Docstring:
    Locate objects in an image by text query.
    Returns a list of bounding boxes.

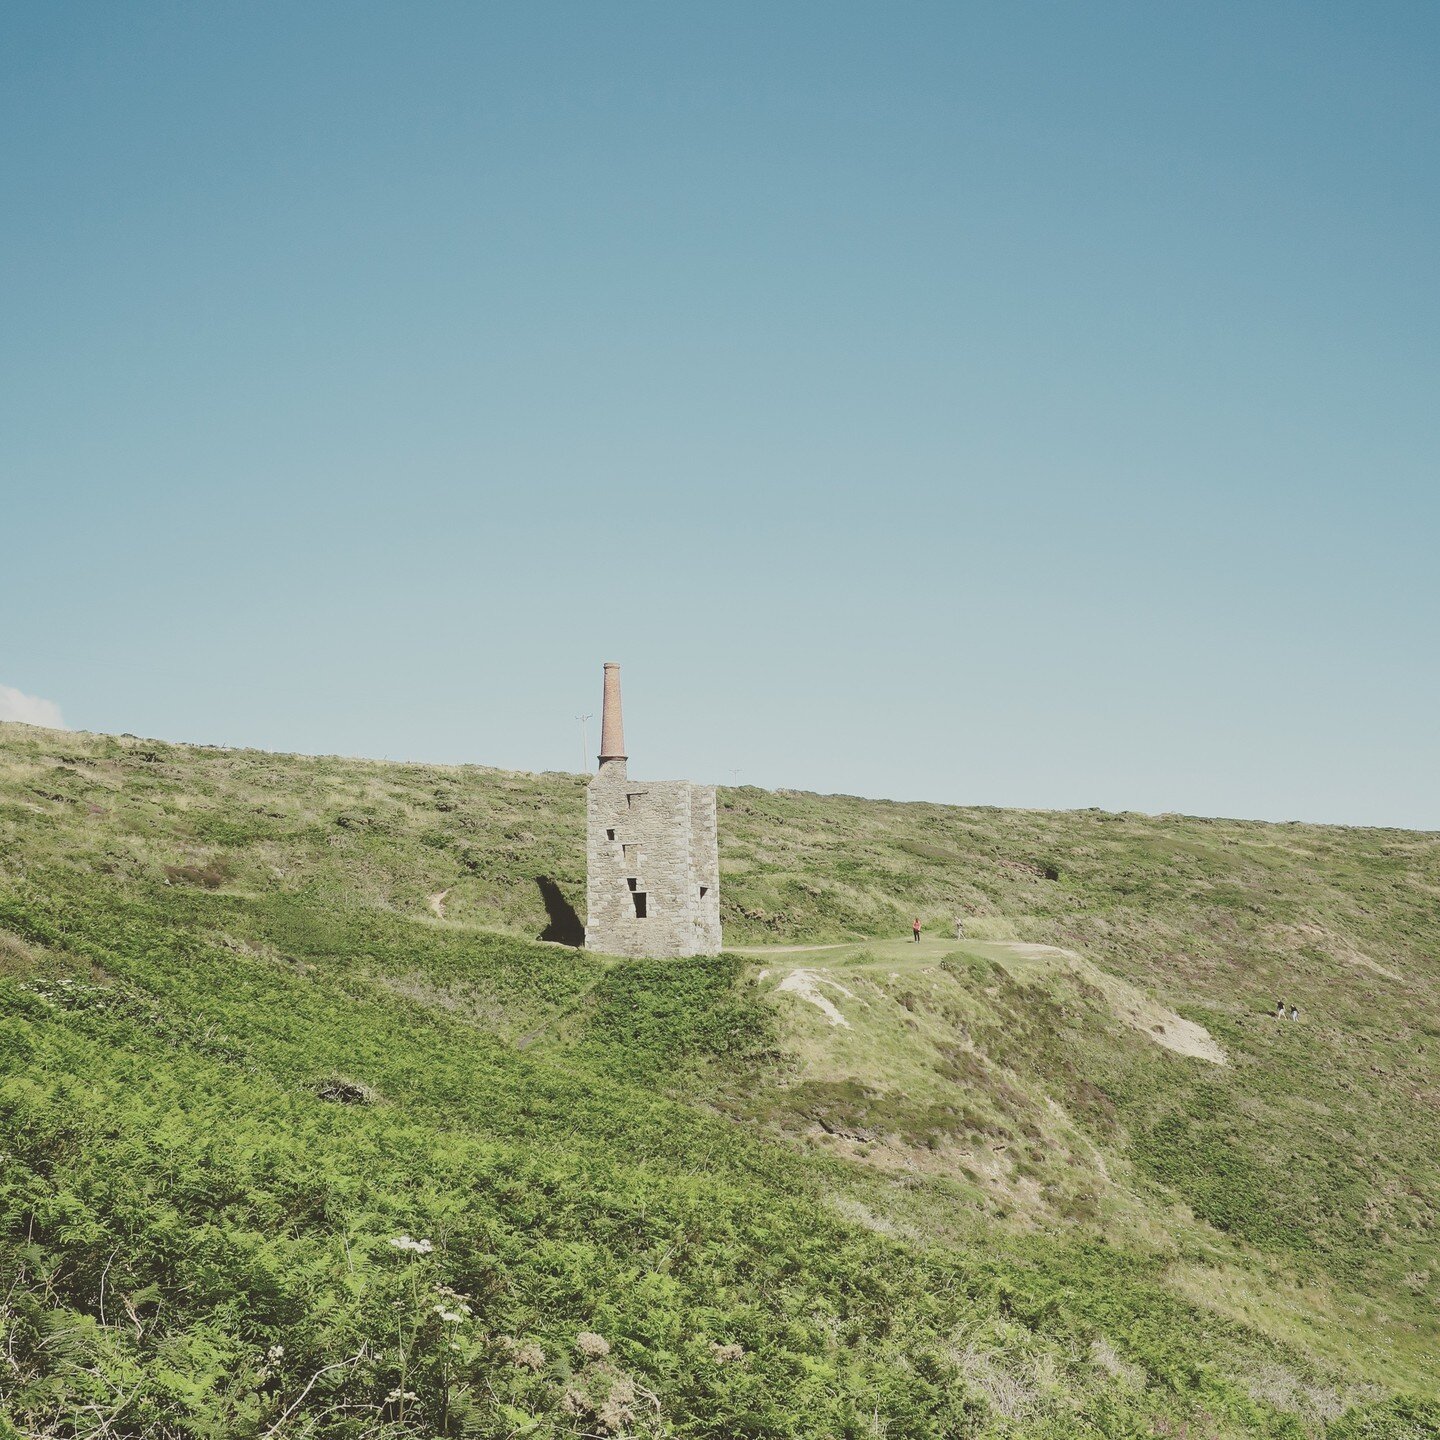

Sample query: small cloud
[0,684,67,729]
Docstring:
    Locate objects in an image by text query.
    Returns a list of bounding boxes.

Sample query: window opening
[632,891,648,918]
[699,885,708,898]
[622,844,638,865]
[605,828,615,841]
[626,792,645,810]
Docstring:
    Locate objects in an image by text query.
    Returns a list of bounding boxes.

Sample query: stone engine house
[585,663,721,958]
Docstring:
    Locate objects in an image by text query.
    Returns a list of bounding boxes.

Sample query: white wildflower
[499,1337,547,1371]
[388,1234,434,1255]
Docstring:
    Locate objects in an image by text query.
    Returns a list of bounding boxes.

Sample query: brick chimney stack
[597,662,627,778]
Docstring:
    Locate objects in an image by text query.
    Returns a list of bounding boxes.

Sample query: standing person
[955,917,965,941]
[912,917,922,943]
[1290,1004,1300,1021]
[1275,1001,1285,1019]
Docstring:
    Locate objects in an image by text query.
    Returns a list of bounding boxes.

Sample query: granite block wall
[586,765,722,958]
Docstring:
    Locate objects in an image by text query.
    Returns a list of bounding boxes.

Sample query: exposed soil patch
[776,968,855,1027]
[991,943,1227,1065]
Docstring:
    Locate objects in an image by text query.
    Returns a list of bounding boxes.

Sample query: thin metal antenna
[729,768,741,787]
[575,714,592,773]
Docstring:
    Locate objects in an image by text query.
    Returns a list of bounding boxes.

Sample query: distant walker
[584,663,722,958]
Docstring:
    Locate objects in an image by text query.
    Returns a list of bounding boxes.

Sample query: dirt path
[733,943,850,955]
[737,936,964,966]
[426,890,449,919]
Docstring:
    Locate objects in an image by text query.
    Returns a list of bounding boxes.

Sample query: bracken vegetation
[1,723,1436,1437]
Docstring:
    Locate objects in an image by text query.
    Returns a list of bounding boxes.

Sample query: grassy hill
[1,722,1437,1438]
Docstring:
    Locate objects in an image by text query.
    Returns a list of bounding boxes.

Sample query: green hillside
[1,723,1437,1438]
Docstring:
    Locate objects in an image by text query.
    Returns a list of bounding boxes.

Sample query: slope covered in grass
[1,722,1437,1438]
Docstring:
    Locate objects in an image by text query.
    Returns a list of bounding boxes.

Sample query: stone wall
[586,766,722,958]
[688,783,722,955]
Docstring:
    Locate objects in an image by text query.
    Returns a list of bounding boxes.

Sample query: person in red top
[912,917,921,943]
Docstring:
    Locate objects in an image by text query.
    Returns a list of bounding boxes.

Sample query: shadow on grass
[536,876,584,947]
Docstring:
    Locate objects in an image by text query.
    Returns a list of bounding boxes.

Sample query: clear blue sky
[4,3,1437,827]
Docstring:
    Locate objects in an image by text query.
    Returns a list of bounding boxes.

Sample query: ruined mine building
[584,662,721,957]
